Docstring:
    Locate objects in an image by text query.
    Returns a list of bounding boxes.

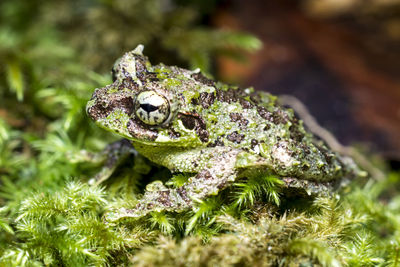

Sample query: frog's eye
[134,91,170,125]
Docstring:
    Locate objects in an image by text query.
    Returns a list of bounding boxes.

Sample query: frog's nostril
[100,100,108,108]
[111,68,117,82]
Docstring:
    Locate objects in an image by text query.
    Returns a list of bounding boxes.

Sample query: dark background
[213,0,400,167]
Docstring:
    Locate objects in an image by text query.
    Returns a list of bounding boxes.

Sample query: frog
[86,45,360,220]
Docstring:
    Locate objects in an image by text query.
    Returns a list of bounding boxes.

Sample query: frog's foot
[105,181,192,221]
[105,148,241,222]
[87,140,137,186]
[104,174,229,222]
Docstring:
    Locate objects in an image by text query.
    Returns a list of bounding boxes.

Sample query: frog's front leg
[106,147,242,221]
[69,139,141,186]
[88,139,139,186]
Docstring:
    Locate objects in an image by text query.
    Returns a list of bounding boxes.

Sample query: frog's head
[87,45,208,147]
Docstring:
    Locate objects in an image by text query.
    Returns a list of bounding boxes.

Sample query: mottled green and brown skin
[87,45,356,220]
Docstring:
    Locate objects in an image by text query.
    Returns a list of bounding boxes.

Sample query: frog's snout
[86,88,107,121]
[87,86,130,121]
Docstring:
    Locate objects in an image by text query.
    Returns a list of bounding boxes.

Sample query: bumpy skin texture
[87,45,353,219]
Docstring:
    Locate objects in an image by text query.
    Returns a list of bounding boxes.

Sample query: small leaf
[6,59,24,101]
[221,31,263,51]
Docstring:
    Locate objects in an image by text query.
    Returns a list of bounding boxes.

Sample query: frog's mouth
[86,85,158,142]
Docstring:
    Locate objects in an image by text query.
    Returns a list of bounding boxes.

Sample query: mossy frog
[86,45,359,219]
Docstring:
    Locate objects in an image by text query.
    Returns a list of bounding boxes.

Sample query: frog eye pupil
[140,103,159,113]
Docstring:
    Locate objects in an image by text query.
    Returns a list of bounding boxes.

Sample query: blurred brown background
[213,0,400,166]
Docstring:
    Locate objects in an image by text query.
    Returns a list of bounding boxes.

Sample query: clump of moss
[126,176,400,266]
[1,182,155,266]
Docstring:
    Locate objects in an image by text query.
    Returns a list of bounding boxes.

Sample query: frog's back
[175,70,348,182]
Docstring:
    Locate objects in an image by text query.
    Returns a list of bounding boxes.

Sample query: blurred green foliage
[0,0,399,266]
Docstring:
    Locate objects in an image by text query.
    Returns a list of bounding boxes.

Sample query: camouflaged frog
[86,45,358,220]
